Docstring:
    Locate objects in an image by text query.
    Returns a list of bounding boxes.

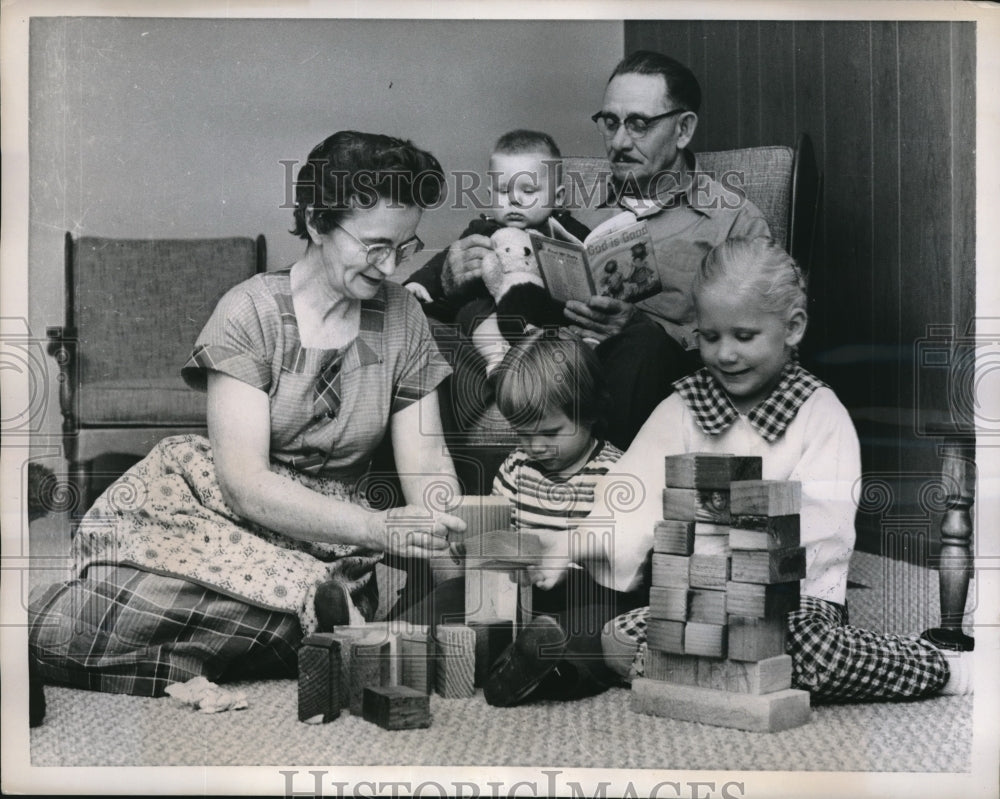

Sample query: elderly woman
[29,131,464,696]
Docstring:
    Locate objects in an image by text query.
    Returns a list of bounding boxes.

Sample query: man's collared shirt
[598,152,771,349]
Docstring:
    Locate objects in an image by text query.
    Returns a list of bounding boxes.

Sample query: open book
[529,212,661,304]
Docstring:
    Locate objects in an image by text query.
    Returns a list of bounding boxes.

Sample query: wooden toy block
[465,568,520,624]
[448,495,512,541]
[695,522,730,536]
[687,588,728,624]
[431,496,514,574]
[297,633,342,723]
[730,546,806,584]
[346,636,391,715]
[727,615,788,662]
[692,530,730,555]
[467,619,514,687]
[651,553,690,587]
[725,581,800,619]
[689,554,731,589]
[517,581,534,629]
[684,622,727,657]
[653,520,695,555]
[644,650,793,694]
[343,622,400,685]
[650,586,690,621]
[631,678,811,733]
[730,480,801,516]
[362,685,431,730]
[326,629,371,709]
[662,488,731,524]
[435,624,476,698]
[728,514,801,550]
[663,453,763,489]
[399,626,435,694]
[643,645,677,682]
[463,529,545,570]
[646,618,685,654]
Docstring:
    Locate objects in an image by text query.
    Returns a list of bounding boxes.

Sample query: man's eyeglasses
[333,222,424,268]
[591,108,688,139]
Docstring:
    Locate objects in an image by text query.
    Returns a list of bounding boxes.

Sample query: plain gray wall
[28,17,623,453]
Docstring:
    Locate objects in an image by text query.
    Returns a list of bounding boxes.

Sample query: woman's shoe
[315,580,352,631]
[483,615,568,707]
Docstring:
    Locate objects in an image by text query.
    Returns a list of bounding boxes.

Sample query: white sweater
[586,387,859,605]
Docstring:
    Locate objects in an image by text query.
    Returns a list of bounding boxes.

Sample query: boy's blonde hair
[695,236,808,318]
[492,328,607,433]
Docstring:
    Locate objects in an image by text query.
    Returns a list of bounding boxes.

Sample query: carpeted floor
[27,548,975,772]
[29,679,972,771]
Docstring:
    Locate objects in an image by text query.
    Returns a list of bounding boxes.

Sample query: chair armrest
[46,325,77,427]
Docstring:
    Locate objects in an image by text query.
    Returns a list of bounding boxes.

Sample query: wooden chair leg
[922,434,975,652]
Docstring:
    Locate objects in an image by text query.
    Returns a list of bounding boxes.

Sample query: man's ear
[676,111,699,150]
[785,307,808,348]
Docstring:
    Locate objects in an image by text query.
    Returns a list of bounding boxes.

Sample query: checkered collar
[673,362,827,443]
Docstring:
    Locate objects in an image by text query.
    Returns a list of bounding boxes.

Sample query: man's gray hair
[609,50,702,114]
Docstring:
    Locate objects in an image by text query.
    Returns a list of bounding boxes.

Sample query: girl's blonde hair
[492,328,608,434]
[695,236,808,317]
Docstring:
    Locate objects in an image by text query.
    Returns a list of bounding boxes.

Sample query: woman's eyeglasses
[333,222,424,267]
[591,108,688,139]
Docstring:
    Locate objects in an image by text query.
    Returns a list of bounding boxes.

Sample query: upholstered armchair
[47,233,267,522]
[561,133,821,270]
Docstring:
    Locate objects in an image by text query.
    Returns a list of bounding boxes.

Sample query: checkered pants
[29,566,301,697]
[608,595,949,702]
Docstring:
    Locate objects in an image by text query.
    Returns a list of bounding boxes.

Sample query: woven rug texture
[28,551,975,771]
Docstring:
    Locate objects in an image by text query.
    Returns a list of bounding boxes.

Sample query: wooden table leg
[922,432,975,652]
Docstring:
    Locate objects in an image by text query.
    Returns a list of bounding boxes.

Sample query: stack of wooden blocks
[452,495,519,691]
[297,623,433,730]
[630,453,812,732]
[296,496,522,728]
[452,495,533,633]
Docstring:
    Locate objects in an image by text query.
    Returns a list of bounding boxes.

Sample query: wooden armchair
[47,233,267,521]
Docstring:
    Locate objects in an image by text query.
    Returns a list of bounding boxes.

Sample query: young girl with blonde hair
[596,236,971,701]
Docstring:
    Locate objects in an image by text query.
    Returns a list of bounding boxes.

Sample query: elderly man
[408,50,769,449]
[568,49,770,351]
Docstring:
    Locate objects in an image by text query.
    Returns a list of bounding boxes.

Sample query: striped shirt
[492,440,623,539]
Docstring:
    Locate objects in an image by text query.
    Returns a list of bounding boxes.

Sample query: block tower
[630,453,812,732]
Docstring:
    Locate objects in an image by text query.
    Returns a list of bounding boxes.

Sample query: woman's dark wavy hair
[291,131,445,239]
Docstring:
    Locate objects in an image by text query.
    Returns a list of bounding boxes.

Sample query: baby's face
[488,151,565,229]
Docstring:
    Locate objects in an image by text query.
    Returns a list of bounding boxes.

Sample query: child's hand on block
[525,560,570,590]
[522,536,571,589]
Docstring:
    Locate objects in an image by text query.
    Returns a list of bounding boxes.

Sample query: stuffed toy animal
[481,227,544,300]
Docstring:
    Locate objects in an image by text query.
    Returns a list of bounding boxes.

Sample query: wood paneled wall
[625,21,976,557]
